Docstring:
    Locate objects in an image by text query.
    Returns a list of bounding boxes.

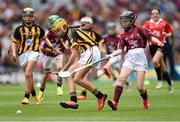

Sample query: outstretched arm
[62,46,78,71]
[106,49,123,59]
[151,36,164,46]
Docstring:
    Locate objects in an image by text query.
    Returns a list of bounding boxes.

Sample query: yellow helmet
[51,18,68,34]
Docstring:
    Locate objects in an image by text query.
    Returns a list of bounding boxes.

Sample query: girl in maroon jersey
[38,15,66,101]
[106,11,164,111]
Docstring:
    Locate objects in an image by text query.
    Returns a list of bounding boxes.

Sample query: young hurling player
[106,11,164,111]
[144,8,174,93]
[38,15,66,101]
[10,7,45,105]
[49,17,107,110]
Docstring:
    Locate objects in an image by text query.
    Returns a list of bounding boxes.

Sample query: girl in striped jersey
[50,17,107,110]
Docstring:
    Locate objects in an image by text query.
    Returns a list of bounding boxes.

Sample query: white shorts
[42,54,63,69]
[78,46,101,68]
[122,48,148,71]
[19,50,40,66]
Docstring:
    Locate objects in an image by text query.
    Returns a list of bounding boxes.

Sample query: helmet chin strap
[24,21,33,27]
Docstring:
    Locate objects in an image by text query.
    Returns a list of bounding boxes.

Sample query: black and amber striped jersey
[86,31,103,44]
[63,28,97,52]
[11,23,45,55]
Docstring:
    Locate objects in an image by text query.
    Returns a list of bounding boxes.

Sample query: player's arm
[41,39,62,55]
[162,31,172,37]
[140,26,164,47]
[44,38,53,48]
[106,49,123,59]
[162,23,172,38]
[11,42,17,59]
[151,36,164,46]
[61,45,78,71]
[99,39,106,54]
[10,26,20,62]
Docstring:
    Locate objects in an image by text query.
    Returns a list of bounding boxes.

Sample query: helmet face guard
[119,11,137,30]
[51,18,68,35]
[22,7,34,24]
[106,22,116,35]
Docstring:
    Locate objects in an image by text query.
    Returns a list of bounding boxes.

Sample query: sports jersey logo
[26,39,33,46]
[129,40,139,48]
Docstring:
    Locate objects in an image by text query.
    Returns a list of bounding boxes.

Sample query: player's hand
[162,31,167,37]
[54,48,62,55]
[158,42,164,47]
[9,55,17,63]
[105,54,113,59]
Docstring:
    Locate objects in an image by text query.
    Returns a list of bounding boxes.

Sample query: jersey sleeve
[39,26,45,40]
[164,22,173,33]
[139,26,152,41]
[94,32,103,42]
[68,29,77,48]
[143,21,149,29]
[10,26,21,44]
[118,36,125,50]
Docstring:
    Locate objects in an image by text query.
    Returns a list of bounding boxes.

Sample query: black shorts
[149,43,168,57]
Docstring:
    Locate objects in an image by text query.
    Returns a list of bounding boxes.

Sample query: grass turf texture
[0,80,180,121]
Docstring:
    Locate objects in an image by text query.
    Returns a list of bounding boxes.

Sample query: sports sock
[81,90,87,96]
[125,81,129,86]
[70,92,77,103]
[92,88,103,99]
[57,83,62,87]
[140,90,147,100]
[70,96,77,103]
[40,87,45,92]
[112,76,117,81]
[113,86,123,103]
[57,77,62,87]
[24,93,30,99]
[155,67,162,81]
[31,90,36,97]
[162,71,172,86]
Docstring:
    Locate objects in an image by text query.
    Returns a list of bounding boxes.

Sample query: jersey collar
[150,18,163,25]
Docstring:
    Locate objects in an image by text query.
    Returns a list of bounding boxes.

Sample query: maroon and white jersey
[41,30,66,57]
[103,34,120,54]
[119,25,151,50]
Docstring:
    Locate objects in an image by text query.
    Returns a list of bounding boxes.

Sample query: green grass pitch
[0,80,180,121]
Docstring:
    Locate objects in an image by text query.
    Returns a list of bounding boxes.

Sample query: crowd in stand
[0,0,180,76]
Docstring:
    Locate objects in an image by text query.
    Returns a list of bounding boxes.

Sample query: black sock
[162,72,172,86]
[31,90,36,97]
[125,81,129,86]
[70,96,77,103]
[92,88,103,99]
[57,83,62,87]
[155,67,162,81]
[24,93,30,99]
[40,87,45,92]
[57,77,62,87]
[112,76,117,81]
[140,90,147,100]
[81,90,87,96]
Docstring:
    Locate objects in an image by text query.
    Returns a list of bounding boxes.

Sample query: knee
[152,58,159,67]
[115,76,127,86]
[73,77,81,84]
[25,72,32,78]
[118,76,127,82]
